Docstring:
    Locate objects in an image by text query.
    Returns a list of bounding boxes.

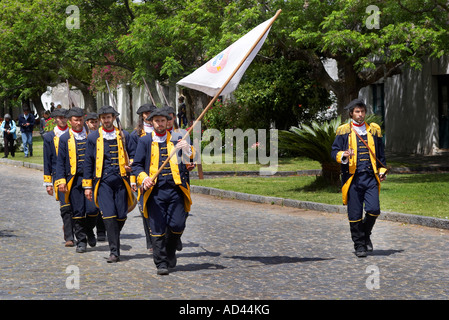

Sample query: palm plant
[279,116,343,185]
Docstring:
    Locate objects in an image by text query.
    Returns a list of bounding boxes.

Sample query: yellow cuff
[54,178,66,187]
[137,172,149,186]
[336,151,345,164]
[44,175,52,183]
[82,179,92,188]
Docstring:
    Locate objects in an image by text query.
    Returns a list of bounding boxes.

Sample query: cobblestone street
[1,163,449,303]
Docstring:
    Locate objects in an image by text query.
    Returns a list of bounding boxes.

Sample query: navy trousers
[347,171,380,222]
[70,174,99,219]
[147,184,187,236]
[97,173,128,220]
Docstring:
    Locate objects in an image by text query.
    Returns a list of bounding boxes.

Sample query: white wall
[360,57,447,155]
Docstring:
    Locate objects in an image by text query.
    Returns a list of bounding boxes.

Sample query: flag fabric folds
[176,13,277,97]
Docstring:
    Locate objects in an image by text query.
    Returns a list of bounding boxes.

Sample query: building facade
[359,57,449,155]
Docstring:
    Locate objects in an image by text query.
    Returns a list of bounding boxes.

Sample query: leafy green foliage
[279,116,342,184]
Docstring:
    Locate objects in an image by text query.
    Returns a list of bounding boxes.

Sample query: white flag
[176,13,277,97]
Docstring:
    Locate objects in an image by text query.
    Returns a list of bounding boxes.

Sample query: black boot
[152,235,169,275]
[363,213,378,252]
[166,230,182,269]
[350,221,367,257]
[73,219,87,253]
[117,219,126,232]
[96,215,106,241]
[141,213,153,251]
[103,218,120,262]
[85,215,97,248]
[60,205,74,244]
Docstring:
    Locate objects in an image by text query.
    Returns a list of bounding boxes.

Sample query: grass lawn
[191,174,449,219]
[199,155,321,171]
[4,134,44,164]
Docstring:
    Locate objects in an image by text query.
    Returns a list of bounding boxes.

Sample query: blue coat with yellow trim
[54,130,87,204]
[43,129,63,200]
[131,131,194,218]
[82,127,134,210]
[331,122,387,205]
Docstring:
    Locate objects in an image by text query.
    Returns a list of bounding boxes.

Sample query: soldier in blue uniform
[43,108,74,247]
[83,106,135,263]
[331,99,387,257]
[132,108,195,275]
[128,103,157,253]
[84,112,105,241]
[55,107,98,253]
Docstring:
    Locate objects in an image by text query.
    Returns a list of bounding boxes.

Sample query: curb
[190,166,449,177]
[2,158,448,230]
[0,158,44,171]
[190,185,449,230]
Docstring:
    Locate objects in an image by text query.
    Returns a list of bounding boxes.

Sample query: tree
[0,0,136,113]
[118,0,332,126]
[281,0,448,116]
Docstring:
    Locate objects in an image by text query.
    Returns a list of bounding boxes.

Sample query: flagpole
[147,9,282,184]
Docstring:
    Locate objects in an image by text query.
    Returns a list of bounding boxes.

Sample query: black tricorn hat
[66,107,84,118]
[98,105,120,116]
[137,103,157,115]
[85,112,98,121]
[162,105,176,115]
[145,108,172,121]
[345,99,366,111]
[51,108,68,118]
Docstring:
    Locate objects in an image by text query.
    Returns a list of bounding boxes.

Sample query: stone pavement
[1,163,449,303]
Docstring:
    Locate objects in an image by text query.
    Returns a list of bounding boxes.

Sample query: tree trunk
[68,77,96,113]
[31,95,45,117]
[321,162,341,186]
[181,88,211,126]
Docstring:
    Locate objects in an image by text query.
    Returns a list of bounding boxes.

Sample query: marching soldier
[43,108,74,247]
[83,112,106,241]
[163,105,196,252]
[132,108,195,275]
[128,103,157,253]
[83,105,135,263]
[55,107,98,253]
[331,99,387,257]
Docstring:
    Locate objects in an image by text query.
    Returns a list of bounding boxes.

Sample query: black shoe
[97,234,106,242]
[157,267,169,275]
[355,247,367,258]
[107,254,120,263]
[76,245,87,253]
